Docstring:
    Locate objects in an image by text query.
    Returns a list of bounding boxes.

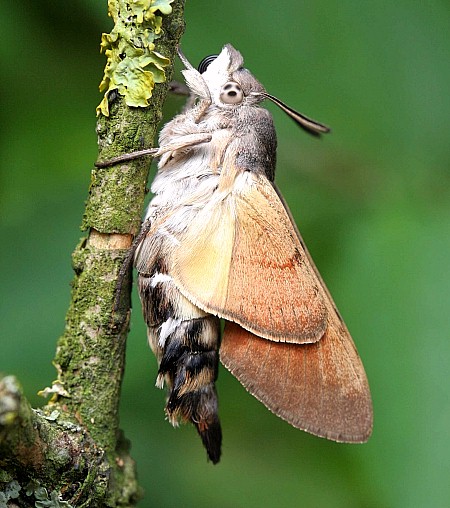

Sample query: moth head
[179,44,330,136]
[179,44,266,109]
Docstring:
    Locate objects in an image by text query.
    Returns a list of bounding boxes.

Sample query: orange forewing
[172,174,327,343]
[220,311,373,442]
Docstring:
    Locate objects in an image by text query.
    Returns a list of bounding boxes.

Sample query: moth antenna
[253,92,331,137]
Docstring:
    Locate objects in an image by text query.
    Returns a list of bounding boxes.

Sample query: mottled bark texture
[0,1,185,506]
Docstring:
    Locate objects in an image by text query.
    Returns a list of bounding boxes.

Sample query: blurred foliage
[1,0,449,507]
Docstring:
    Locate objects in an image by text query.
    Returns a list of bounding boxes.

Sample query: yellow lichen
[97,0,174,116]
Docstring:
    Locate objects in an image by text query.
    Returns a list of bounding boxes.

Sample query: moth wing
[220,317,373,442]
[220,192,373,442]
[171,173,327,343]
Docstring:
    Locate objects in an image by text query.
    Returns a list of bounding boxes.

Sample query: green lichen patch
[0,480,20,507]
[31,485,73,508]
[98,0,174,116]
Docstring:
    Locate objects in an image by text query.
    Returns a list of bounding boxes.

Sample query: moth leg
[95,148,158,168]
[193,98,212,123]
[95,132,212,168]
[138,268,222,464]
[157,132,212,167]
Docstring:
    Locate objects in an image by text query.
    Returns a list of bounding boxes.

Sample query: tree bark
[0,1,185,506]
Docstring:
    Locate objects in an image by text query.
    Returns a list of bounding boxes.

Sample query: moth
[130,44,372,464]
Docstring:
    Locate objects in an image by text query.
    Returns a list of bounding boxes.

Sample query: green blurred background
[1,1,449,506]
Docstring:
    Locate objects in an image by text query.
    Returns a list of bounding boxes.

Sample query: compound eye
[197,55,218,73]
[220,82,244,105]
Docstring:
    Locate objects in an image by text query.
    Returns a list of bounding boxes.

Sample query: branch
[0,377,50,474]
[0,376,109,506]
[0,1,185,506]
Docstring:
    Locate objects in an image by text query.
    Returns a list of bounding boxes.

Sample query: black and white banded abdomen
[137,264,222,463]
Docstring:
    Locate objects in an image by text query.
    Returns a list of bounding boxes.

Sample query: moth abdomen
[137,271,222,463]
[173,386,222,465]
[161,318,222,464]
